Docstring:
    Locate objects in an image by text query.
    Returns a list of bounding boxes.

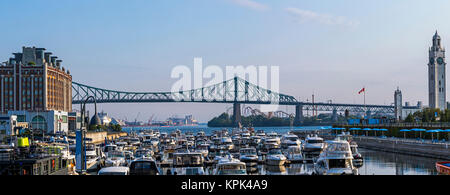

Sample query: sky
[1,0,450,122]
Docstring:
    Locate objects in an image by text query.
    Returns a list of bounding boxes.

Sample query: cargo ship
[436,162,450,175]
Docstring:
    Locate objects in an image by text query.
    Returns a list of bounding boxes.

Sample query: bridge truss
[72,77,419,114]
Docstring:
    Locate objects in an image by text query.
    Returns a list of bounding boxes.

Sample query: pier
[353,136,450,160]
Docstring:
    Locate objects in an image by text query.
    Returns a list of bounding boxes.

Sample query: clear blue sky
[1,0,449,122]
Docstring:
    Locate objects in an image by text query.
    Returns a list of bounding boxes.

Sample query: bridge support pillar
[232,103,242,127]
[332,109,338,122]
[294,104,303,125]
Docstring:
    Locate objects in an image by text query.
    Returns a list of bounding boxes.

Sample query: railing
[338,122,450,129]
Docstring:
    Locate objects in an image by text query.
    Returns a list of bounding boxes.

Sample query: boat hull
[436,162,450,175]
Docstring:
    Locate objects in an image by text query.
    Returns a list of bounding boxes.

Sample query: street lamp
[78,96,98,174]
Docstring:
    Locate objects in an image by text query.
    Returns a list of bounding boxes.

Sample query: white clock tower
[428,31,446,110]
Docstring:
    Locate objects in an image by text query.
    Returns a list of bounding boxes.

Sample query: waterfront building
[428,31,446,111]
[394,87,402,121]
[68,111,82,132]
[0,47,72,134]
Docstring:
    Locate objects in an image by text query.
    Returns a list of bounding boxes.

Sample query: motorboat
[160,146,175,167]
[85,143,101,172]
[350,141,363,168]
[171,152,205,175]
[104,150,127,167]
[281,134,301,149]
[213,155,247,175]
[313,139,357,175]
[285,145,303,163]
[134,148,154,159]
[219,137,234,151]
[436,162,450,175]
[265,148,287,166]
[239,148,258,166]
[129,157,160,175]
[195,143,209,158]
[302,135,325,162]
[266,132,281,145]
[115,142,128,151]
[98,166,129,175]
[263,138,280,151]
[249,136,262,147]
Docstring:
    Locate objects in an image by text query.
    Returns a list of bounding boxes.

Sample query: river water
[122,125,440,175]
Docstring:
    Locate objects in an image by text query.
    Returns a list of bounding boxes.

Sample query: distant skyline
[1,0,450,122]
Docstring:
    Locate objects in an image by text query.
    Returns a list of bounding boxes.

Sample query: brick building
[0,47,72,134]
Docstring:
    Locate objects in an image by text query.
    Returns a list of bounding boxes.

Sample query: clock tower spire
[428,31,446,110]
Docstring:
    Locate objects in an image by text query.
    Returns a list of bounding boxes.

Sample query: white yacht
[129,157,160,175]
[285,145,303,163]
[266,132,281,145]
[104,150,127,167]
[313,139,357,175]
[265,148,287,166]
[98,166,129,175]
[195,143,209,158]
[239,148,258,166]
[281,134,301,149]
[219,137,234,151]
[213,155,247,175]
[350,142,363,168]
[85,143,101,172]
[302,135,325,162]
[263,138,280,150]
[171,152,205,175]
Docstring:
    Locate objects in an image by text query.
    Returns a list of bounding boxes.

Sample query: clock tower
[428,31,446,110]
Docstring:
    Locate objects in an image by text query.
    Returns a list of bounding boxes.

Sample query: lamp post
[79,96,98,174]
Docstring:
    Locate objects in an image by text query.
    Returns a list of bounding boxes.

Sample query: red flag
[358,88,365,94]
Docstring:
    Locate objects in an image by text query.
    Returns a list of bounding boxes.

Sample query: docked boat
[98,166,129,175]
[104,150,127,167]
[213,155,247,175]
[194,143,209,158]
[285,145,304,163]
[129,157,160,175]
[85,143,101,172]
[281,134,301,149]
[350,142,363,168]
[302,135,325,162]
[436,162,450,175]
[171,152,205,175]
[266,148,287,166]
[266,132,281,145]
[313,139,357,175]
[239,148,258,166]
[219,137,234,151]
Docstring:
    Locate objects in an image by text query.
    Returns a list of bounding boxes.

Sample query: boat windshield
[174,154,203,166]
[326,143,349,152]
[307,140,323,144]
[328,159,351,169]
[98,171,127,175]
[218,165,246,175]
[268,149,282,155]
[240,149,257,155]
[289,147,301,154]
[108,151,125,158]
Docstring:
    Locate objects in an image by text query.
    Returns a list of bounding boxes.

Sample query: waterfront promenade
[350,135,450,160]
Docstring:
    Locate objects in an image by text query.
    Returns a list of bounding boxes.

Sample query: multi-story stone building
[428,31,446,111]
[0,47,72,134]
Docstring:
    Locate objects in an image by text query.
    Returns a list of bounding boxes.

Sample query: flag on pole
[358,88,365,94]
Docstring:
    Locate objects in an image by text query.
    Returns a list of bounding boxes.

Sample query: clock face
[437,57,444,65]
[430,58,435,64]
